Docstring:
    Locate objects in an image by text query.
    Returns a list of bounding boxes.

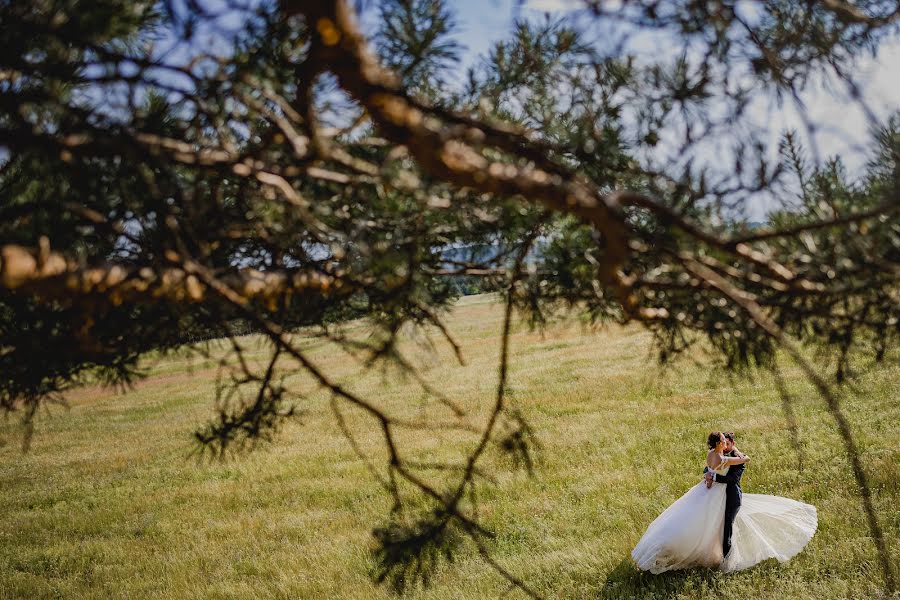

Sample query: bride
[631,431,817,574]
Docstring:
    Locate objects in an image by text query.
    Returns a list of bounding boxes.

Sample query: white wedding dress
[631,462,817,574]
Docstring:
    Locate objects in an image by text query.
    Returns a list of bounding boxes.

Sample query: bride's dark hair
[707,431,723,450]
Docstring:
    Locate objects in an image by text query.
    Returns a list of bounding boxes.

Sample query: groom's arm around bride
[704,463,744,487]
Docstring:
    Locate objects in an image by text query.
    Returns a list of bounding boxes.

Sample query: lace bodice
[708,457,731,476]
[713,463,730,476]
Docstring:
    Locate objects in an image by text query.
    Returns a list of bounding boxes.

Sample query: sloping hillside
[1,295,897,599]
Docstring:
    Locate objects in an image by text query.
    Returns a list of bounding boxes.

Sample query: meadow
[1,294,897,599]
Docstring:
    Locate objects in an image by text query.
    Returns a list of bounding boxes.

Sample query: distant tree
[1,0,897,594]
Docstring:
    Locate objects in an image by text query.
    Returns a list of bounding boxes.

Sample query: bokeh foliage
[1,0,898,594]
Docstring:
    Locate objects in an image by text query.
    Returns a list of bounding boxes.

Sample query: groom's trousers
[708,460,746,558]
[723,487,742,557]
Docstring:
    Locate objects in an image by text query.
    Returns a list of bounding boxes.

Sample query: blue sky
[450,0,529,59]
[408,0,900,217]
[7,1,892,221]
[110,0,900,203]
[447,0,900,146]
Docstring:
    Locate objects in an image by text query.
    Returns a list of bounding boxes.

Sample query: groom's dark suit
[705,450,745,558]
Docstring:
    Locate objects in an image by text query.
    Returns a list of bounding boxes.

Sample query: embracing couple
[631,431,818,574]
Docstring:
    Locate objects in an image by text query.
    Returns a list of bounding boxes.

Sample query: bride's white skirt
[632,482,728,573]
[722,493,817,572]
[631,482,817,574]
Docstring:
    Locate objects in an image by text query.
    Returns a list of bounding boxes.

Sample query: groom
[704,431,745,558]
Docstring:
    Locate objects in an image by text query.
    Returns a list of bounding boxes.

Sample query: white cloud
[523,0,584,12]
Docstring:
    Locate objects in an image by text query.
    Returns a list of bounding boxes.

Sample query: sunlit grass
[1,294,897,599]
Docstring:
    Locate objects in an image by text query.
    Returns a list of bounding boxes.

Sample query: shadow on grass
[600,557,726,599]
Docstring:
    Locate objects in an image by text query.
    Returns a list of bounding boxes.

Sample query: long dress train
[631,462,817,574]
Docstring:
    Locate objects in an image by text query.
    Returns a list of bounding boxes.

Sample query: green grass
[1,295,898,599]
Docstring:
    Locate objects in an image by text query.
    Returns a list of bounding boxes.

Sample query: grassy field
[1,294,898,599]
